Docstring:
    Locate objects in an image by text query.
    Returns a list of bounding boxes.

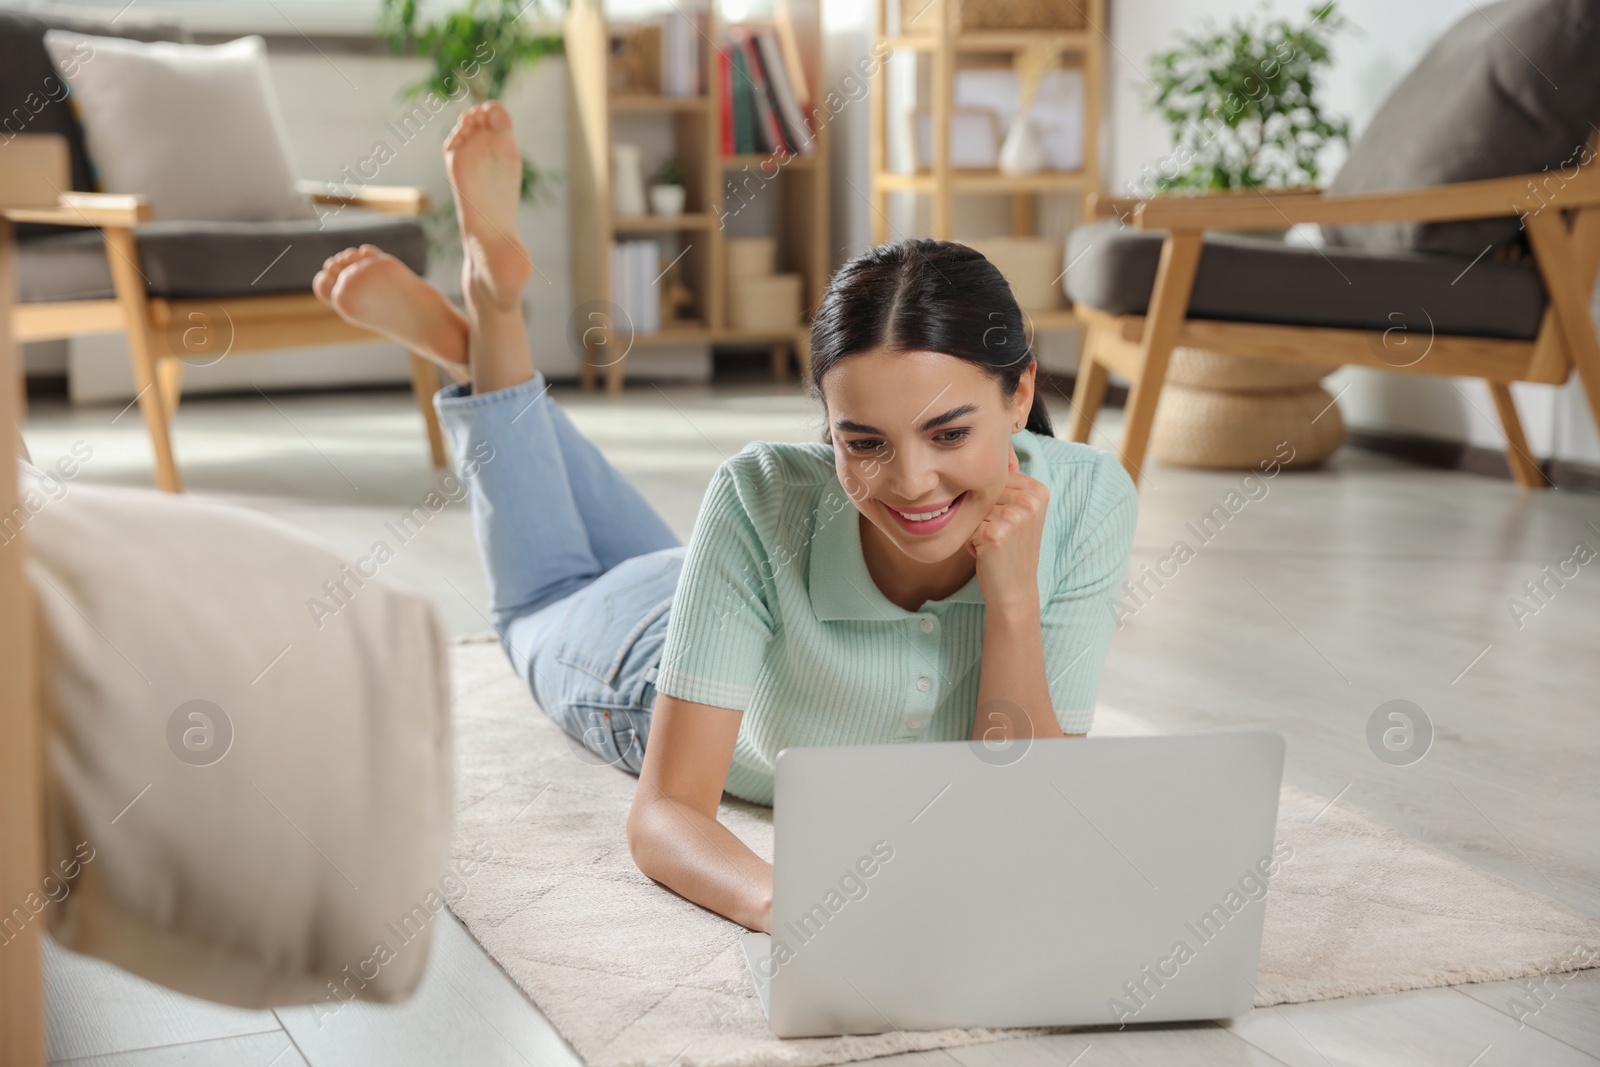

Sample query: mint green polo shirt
[654,429,1138,806]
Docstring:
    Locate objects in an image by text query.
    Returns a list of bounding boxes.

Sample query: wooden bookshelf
[565,0,829,394]
[868,0,1105,335]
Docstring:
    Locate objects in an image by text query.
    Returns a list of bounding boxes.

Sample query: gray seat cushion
[1063,221,1547,341]
[1322,0,1600,256]
[17,214,429,302]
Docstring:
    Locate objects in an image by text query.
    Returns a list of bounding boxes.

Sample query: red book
[718,47,734,155]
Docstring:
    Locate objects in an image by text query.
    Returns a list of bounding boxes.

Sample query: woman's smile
[883,490,968,535]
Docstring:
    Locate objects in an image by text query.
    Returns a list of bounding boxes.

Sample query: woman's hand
[966,443,1049,616]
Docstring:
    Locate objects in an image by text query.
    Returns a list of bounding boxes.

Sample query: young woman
[313,102,1138,936]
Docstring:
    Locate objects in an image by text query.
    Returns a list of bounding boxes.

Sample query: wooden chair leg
[1068,326,1109,444]
[1526,211,1600,455]
[156,355,183,419]
[1119,230,1204,487]
[407,353,447,468]
[103,228,181,492]
[129,341,181,493]
[769,340,788,382]
[1487,381,1545,488]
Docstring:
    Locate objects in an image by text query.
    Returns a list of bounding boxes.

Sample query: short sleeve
[655,459,776,711]
[1041,452,1137,734]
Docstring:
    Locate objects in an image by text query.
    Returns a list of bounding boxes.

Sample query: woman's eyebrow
[834,404,980,436]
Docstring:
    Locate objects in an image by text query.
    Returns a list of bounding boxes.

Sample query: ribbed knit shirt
[654,429,1138,806]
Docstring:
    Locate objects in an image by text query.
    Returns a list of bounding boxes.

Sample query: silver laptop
[740,732,1285,1037]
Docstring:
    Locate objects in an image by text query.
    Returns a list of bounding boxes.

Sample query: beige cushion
[41,31,315,222]
[19,459,453,1008]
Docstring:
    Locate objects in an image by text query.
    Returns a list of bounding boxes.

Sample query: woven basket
[1150,383,1345,470]
[1167,347,1336,392]
[901,0,1086,32]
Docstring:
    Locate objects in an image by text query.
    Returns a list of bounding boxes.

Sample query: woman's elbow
[626,793,656,874]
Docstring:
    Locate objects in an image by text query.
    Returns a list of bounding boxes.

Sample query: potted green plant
[378,0,566,255]
[1138,2,1353,471]
[1143,1,1350,203]
[649,156,688,216]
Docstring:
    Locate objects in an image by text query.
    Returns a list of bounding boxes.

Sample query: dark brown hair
[807,238,1052,442]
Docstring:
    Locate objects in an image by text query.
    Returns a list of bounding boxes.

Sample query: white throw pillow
[18,458,454,1009]
[42,31,315,223]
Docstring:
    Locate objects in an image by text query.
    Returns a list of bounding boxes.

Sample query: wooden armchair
[0,9,455,493]
[1065,163,1600,489]
[1065,0,1600,491]
[5,179,452,494]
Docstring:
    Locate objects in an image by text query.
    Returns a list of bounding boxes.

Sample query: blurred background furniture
[869,0,1105,351]
[0,11,446,494]
[1064,0,1600,488]
[5,140,455,1067]
[0,130,67,1067]
[1066,170,1600,488]
[563,0,828,394]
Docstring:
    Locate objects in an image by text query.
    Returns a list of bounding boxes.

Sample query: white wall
[820,0,1600,466]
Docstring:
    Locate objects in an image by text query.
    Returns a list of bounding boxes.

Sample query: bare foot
[313,245,469,379]
[443,101,531,309]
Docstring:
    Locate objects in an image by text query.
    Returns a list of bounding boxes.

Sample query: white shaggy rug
[444,635,1600,1067]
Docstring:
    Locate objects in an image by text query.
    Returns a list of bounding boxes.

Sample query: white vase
[997,115,1046,176]
[648,184,686,216]
[611,143,647,216]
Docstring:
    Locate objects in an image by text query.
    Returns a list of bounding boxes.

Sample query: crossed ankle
[465,274,524,314]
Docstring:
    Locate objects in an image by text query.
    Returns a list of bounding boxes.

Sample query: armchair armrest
[1130,166,1600,231]
[0,134,69,211]
[1089,186,1321,220]
[296,181,430,215]
[1,192,151,228]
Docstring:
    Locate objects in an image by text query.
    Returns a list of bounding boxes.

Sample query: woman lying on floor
[312,101,1138,934]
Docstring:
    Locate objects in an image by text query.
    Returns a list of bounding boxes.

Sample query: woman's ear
[1013,362,1038,429]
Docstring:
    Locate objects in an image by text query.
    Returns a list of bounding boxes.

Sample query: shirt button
[907,717,923,730]
[920,617,935,633]
[916,676,931,692]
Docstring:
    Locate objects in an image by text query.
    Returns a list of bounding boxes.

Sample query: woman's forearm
[973,598,1064,743]
[628,794,773,932]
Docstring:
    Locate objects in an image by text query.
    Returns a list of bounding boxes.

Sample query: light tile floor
[21,376,1600,1066]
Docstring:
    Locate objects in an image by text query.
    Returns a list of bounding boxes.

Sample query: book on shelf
[718,47,735,154]
[727,44,759,154]
[730,27,787,156]
[659,6,703,97]
[610,239,662,335]
[720,24,814,158]
[755,29,814,155]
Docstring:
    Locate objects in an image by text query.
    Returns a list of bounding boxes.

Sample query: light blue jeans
[434,371,688,774]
